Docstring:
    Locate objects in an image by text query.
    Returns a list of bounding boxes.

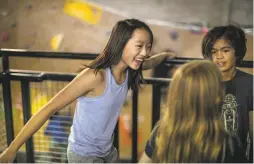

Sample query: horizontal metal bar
[10,73,44,81]
[237,60,254,68]
[1,70,172,84]
[35,160,52,163]
[145,77,171,84]
[164,57,253,68]
[1,49,252,68]
[0,49,97,60]
[34,155,67,160]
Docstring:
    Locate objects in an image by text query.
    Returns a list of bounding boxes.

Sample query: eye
[136,45,142,48]
[147,44,152,50]
[211,51,216,54]
[223,49,230,53]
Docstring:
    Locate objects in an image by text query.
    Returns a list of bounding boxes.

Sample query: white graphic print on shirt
[222,94,238,136]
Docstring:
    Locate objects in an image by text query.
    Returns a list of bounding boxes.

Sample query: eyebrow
[135,41,144,44]
[134,40,152,44]
[212,46,232,50]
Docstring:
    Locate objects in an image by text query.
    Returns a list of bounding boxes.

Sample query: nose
[215,51,224,59]
[140,47,148,58]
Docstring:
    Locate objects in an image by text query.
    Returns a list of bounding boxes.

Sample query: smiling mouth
[217,62,226,67]
[134,58,144,65]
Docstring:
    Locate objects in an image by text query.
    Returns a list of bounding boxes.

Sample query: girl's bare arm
[0,68,103,162]
[142,52,176,70]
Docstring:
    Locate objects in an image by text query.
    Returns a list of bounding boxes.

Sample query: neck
[222,68,236,81]
[110,61,128,76]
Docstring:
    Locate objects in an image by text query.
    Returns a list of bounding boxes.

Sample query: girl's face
[121,28,152,70]
[211,38,236,73]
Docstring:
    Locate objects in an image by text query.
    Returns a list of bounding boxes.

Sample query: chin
[220,67,232,73]
[219,68,227,72]
[129,65,140,70]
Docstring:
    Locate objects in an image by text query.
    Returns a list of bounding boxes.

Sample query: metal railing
[0,49,252,163]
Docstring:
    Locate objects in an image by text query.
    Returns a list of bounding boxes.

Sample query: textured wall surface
[0,0,252,66]
[87,0,253,26]
[0,0,252,161]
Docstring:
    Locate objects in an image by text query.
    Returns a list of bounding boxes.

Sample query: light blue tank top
[68,67,128,157]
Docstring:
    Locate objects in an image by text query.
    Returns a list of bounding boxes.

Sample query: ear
[235,55,242,66]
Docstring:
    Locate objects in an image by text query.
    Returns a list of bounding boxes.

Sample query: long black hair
[83,19,153,90]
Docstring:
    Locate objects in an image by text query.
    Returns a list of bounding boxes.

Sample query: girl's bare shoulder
[78,68,106,86]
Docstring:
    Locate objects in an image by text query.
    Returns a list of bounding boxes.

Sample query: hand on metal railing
[158,51,176,59]
[142,51,177,70]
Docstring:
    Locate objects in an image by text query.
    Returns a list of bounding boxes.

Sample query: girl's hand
[0,147,17,163]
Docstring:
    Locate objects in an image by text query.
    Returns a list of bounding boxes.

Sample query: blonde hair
[153,60,227,163]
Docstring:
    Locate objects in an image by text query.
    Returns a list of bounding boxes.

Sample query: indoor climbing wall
[0,0,253,161]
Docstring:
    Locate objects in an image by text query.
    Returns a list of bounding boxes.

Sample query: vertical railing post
[21,80,34,163]
[152,84,161,130]
[113,121,119,153]
[1,53,16,162]
[131,89,138,163]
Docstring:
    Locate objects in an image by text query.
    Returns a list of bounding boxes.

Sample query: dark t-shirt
[222,69,253,152]
[145,126,248,163]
